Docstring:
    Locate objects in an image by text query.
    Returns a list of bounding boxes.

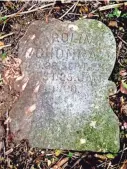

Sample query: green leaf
[0,16,7,21]
[108,8,121,18]
[67,152,73,158]
[55,149,62,156]
[121,13,127,18]
[113,8,121,17]
[1,52,7,60]
[106,153,115,159]
[122,80,127,89]
[108,14,114,18]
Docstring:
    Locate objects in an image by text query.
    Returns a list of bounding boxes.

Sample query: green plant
[67,152,73,158]
[0,16,7,22]
[1,52,7,60]
[108,8,121,18]
[121,13,127,18]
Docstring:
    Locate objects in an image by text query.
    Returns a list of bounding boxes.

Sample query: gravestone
[10,19,119,152]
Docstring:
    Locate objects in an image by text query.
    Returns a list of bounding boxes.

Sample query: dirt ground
[0,1,127,169]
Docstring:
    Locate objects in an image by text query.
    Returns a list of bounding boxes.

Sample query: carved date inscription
[25,31,105,97]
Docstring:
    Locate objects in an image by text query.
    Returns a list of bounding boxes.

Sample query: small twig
[2,21,6,32]
[53,157,69,169]
[28,4,36,11]
[0,44,11,50]
[68,13,81,16]
[118,143,126,168]
[5,111,9,148]
[118,36,127,45]
[117,41,122,59]
[2,3,55,19]
[17,1,29,13]
[72,0,79,12]
[45,2,55,23]
[118,59,125,67]
[59,3,76,19]
[0,32,14,40]
[5,148,13,156]
[71,154,86,169]
[107,162,112,169]
[119,147,127,153]
[97,161,107,168]
[98,2,127,11]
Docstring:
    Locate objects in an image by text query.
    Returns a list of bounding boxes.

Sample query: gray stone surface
[10,19,119,152]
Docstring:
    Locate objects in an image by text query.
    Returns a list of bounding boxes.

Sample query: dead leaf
[94,154,107,161]
[48,160,52,166]
[121,160,127,169]
[55,149,62,157]
[87,13,94,18]
[0,41,4,46]
[120,80,127,94]
[120,70,127,77]
[5,1,14,8]
[104,0,110,4]
[3,57,22,90]
[79,6,89,14]
[108,21,118,28]
[121,104,127,116]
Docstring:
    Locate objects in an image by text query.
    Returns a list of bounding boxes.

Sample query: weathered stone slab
[10,19,119,152]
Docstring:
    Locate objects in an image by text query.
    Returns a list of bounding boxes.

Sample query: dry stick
[118,143,126,168]
[28,4,36,11]
[5,110,9,165]
[71,154,87,169]
[1,2,28,31]
[68,13,81,16]
[3,3,55,19]
[59,3,76,19]
[47,3,55,17]
[72,0,79,12]
[118,36,127,45]
[0,44,11,50]
[2,21,6,32]
[0,32,14,40]
[98,2,127,11]
[117,41,122,59]
[17,1,29,13]
[107,162,112,169]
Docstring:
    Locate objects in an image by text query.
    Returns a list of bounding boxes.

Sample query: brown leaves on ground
[120,80,127,94]
[119,70,127,94]
[121,160,127,169]
[79,6,89,14]
[0,41,4,46]
[3,56,22,91]
[108,20,118,27]
[5,1,15,9]
[0,1,127,169]
[121,102,127,116]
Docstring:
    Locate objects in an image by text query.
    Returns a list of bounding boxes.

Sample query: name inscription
[26,31,104,94]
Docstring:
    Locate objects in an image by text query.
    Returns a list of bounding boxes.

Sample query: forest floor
[0,1,127,169]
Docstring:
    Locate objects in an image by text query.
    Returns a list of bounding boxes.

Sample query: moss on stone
[74,109,119,153]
